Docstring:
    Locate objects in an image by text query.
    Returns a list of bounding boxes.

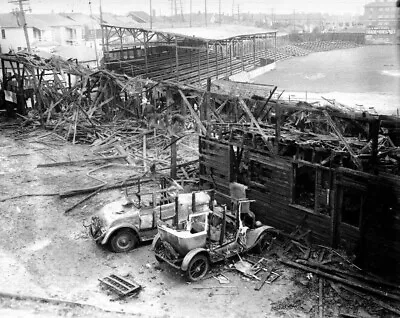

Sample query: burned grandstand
[1,44,400,282]
[101,24,278,85]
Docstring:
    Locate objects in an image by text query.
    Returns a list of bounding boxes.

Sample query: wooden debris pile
[262,227,400,317]
[209,98,400,175]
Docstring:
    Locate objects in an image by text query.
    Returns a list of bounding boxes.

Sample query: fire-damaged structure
[197,88,400,280]
[1,51,400,283]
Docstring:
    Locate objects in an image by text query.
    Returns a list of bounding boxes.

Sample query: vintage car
[89,175,185,253]
[152,184,276,281]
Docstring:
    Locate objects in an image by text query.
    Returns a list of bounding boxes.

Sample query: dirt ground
[0,121,388,318]
[0,122,309,318]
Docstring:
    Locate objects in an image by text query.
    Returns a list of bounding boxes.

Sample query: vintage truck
[89,175,185,253]
[152,184,276,281]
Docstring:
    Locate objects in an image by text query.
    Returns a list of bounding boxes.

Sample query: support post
[198,47,201,85]
[175,37,179,81]
[206,42,209,75]
[215,43,219,78]
[229,40,233,75]
[143,134,147,170]
[240,40,244,71]
[171,136,177,179]
[253,36,256,66]
[144,33,149,76]
[275,104,281,154]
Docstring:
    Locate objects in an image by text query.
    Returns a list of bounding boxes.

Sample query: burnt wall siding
[247,152,332,244]
[199,137,232,203]
[199,137,334,245]
[199,136,400,280]
[338,169,400,278]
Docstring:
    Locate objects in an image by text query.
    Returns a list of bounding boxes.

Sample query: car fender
[247,225,277,249]
[101,224,140,245]
[181,248,209,271]
[151,233,161,251]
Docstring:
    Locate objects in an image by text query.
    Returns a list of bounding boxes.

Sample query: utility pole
[293,9,296,33]
[219,0,221,25]
[205,0,207,27]
[179,0,184,22]
[150,0,153,29]
[174,0,178,17]
[271,8,274,27]
[232,0,234,19]
[88,1,99,67]
[189,0,192,27]
[10,0,31,52]
[100,0,105,63]
[237,5,240,22]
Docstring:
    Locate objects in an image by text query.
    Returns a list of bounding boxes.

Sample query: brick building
[363,0,399,29]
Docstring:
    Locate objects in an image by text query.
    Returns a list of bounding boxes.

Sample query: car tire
[185,254,210,282]
[254,232,270,254]
[109,228,138,253]
[153,236,165,263]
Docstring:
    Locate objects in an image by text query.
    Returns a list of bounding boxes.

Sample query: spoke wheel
[186,254,209,282]
[254,232,271,254]
[109,229,138,253]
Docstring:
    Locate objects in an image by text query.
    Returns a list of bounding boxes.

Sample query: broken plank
[340,284,400,316]
[178,89,207,135]
[280,259,400,302]
[114,144,135,165]
[255,269,272,291]
[323,110,362,170]
[37,156,127,168]
[238,98,274,154]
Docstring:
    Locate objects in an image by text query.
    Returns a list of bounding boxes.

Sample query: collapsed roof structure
[1,30,400,283]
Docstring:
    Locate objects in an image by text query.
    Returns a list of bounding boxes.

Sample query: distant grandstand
[101,23,364,87]
[101,24,278,86]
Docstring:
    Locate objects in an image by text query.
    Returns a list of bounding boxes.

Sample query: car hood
[94,198,140,229]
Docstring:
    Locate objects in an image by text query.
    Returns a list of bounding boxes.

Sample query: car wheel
[153,236,165,263]
[186,254,209,282]
[109,228,138,253]
[254,232,271,254]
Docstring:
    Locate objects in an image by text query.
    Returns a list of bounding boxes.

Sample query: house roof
[61,13,100,29]
[0,13,81,29]
[0,13,27,28]
[27,14,81,27]
[365,1,397,7]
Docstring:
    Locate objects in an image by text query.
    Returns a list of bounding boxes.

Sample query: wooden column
[119,30,124,60]
[143,33,149,76]
[369,119,380,173]
[241,40,244,71]
[229,40,233,75]
[264,34,268,60]
[274,104,281,154]
[253,36,256,66]
[215,43,219,78]
[1,59,5,87]
[171,136,177,179]
[175,37,179,81]
[224,43,228,78]
[198,47,201,85]
[206,41,209,74]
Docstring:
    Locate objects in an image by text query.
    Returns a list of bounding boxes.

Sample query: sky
[0,0,371,16]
